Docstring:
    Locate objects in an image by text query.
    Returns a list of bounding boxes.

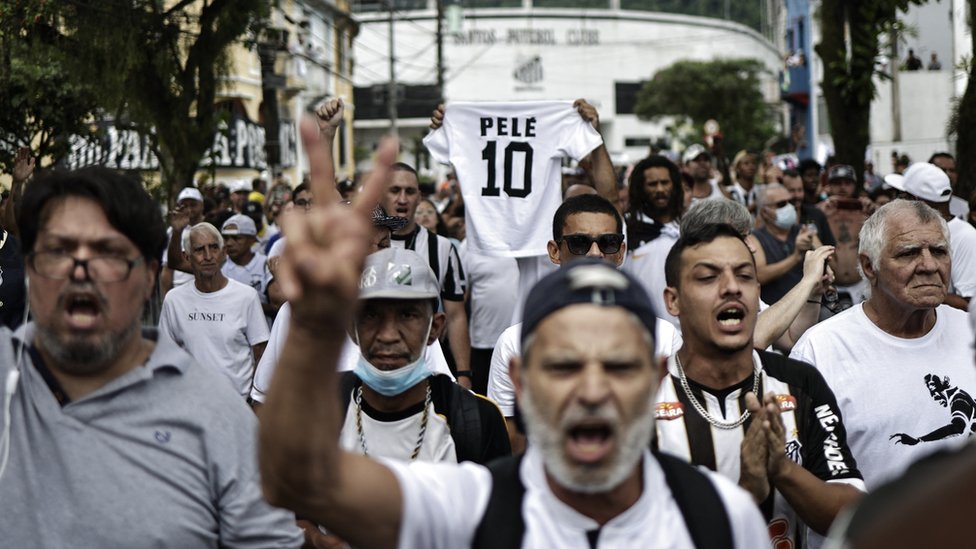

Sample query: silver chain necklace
[674,354,761,430]
[355,381,432,461]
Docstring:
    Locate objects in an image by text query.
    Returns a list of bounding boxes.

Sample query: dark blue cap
[520,259,658,345]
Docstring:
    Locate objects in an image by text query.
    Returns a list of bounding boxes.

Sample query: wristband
[455,370,473,379]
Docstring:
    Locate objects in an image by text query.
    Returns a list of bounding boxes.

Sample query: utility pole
[388,0,398,133]
[436,0,445,101]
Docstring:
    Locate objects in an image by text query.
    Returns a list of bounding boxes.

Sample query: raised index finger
[349,135,399,217]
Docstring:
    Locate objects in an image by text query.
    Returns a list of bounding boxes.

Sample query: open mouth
[64,293,102,328]
[565,421,615,464]
[716,305,746,327]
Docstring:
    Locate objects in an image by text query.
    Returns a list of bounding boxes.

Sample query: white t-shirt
[158,279,270,396]
[790,303,976,489]
[950,195,970,220]
[948,217,976,298]
[221,252,270,303]
[623,222,680,327]
[386,446,770,549]
[249,302,454,403]
[268,237,286,259]
[424,101,603,257]
[690,180,726,203]
[487,319,682,417]
[338,395,457,463]
[459,241,520,349]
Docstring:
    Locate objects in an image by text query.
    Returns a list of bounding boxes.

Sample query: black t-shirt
[0,231,26,330]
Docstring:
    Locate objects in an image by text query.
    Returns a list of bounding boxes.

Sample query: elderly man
[336,247,509,464]
[658,223,864,547]
[893,162,976,311]
[791,200,976,489]
[258,129,770,548]
[749,183,821,304]
[0,168,301,546]
[158,222,269,398]
[490,194,682,452]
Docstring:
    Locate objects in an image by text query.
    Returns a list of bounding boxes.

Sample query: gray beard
[35,320,139,376]
[520,387,655,494]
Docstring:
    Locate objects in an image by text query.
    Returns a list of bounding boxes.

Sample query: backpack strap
[337,371,359,423]
[654,450,734,549]
[471,455,526,549]
[439,377,484,463]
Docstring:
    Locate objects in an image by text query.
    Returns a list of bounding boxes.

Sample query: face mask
[773,204,797,229]
[353,317,433,397]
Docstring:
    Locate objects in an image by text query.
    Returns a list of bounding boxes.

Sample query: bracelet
[806,299,822,305]
[455,370,473,379]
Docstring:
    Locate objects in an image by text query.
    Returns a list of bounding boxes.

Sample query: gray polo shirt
[0,324,302,548]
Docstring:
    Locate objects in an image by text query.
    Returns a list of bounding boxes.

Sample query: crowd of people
[0,96,974,548]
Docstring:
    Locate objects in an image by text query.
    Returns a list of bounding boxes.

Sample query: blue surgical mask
[353,318,433,396]
[773,204,797,229]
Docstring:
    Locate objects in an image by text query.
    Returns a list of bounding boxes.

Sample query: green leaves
[634,58,777,154]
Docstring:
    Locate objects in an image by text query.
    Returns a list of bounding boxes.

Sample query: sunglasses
[769,200,791,209]
[560,233,624,255]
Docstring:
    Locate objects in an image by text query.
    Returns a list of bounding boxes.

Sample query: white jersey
[424,101,603,257]
[623,222,680,327]
[248,302,454,403]
[948,217,976,298]
[387,446,770,549]
[158,279,270,396]
[487,319,682,417]
[221,253,269,303]
[790,304,976,489]
[390,226,465,302]
[459,241,520,349]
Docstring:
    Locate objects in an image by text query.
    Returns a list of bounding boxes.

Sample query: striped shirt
[391,226,465,302]
[656,350,864,549]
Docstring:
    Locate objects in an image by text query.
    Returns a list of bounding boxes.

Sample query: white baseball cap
[177,187,203,203]
[903,162,952,203]
[229,179,252,194]
[359,248,439,302]
[221,214,257,236]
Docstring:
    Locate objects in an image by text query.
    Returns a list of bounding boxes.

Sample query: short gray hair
[858,199,950,277]
[182,222,224,253]
[680,199,753,236]
[755,183,785,211]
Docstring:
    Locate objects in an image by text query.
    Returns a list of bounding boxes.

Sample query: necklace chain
[355,381,431,461]
[674,354,761,430]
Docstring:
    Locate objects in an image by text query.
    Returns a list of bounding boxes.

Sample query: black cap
[828,164,857,182]
[521,260,658,346]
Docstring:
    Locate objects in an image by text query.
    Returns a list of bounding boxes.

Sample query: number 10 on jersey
[481,141,533,198]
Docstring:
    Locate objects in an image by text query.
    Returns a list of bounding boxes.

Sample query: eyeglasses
[769,200,791,209]
[560,233,624,255]
[294,198,313,208]
[28,251,145,282]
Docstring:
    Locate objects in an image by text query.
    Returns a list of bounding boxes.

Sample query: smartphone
[835,198,862,210]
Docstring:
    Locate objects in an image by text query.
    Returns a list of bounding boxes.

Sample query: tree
[14,0,270,201]
[0,3,101,174]
[633,58,778,157]
[815,0,925,178]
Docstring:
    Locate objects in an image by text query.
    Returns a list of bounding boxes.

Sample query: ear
[145,259,159,300]
[547,239,561,265]
[663,286,681,317]
[614,240,627,267]
[427,312,447,344]
[510,356,523,399]
[859,253,878,286]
